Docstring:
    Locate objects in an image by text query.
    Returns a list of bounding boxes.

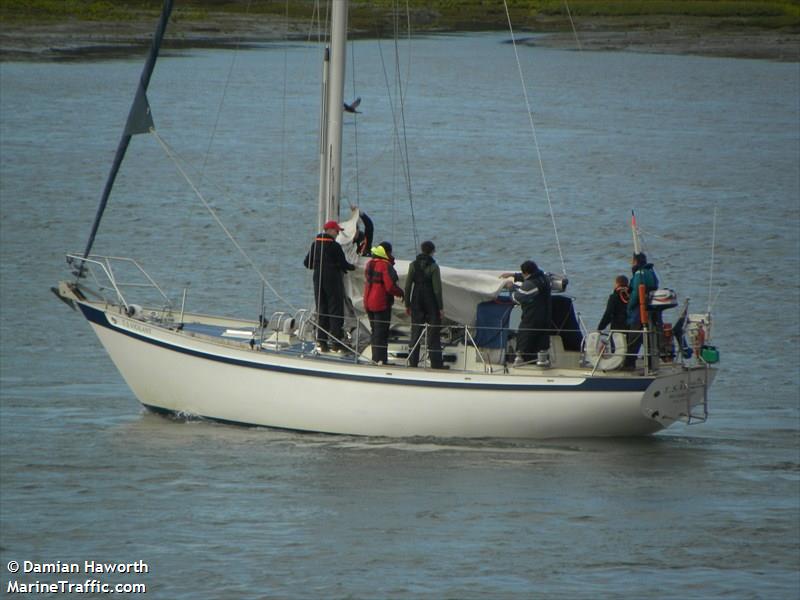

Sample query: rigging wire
[503,0,567,276]
[376,10,419,250]
[563,0,583,51]
[175,0,253,287]
[277,0,291,292]
[376,36,399,241]
[395,0,419,250]
[309,0,319,43]
[348,33,361,207]
[387,33,399,243]
[151,129,298,311]
[402,0,412,102]
[299,0,329,314]
[708,288,722,315]
[707,205,718,313]
[389,12,399,241]
[200,2,252,176]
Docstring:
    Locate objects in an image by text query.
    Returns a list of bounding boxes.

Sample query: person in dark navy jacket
[350,206,375,257]
[504,260,552,365]
[598,274,635,368]
[304,220,355,352]
[598,275,630,332]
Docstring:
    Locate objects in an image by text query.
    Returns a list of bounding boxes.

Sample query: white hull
[72,297,714,439]
[57,3,717,440]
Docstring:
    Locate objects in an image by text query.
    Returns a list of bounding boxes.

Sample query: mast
[81,0,174,259]
[318,0,348,230]
[317,48,330,230]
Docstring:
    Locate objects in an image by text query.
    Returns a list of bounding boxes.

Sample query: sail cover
[82,0,173,260]
[337,210,510,327]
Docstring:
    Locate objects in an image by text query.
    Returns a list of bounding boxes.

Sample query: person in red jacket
[364,243,404,365]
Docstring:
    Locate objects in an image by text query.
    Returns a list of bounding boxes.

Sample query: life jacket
[304,233,348,273]
[364,257,400,312]
[365,259,385,285]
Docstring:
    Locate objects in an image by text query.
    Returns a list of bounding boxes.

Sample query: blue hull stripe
[78,302,652,393]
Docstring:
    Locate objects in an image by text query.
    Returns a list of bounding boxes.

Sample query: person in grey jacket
[404,241,446,369]
[504,260,552,365]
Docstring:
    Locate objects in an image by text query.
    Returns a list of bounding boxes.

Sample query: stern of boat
[640,365,716,428]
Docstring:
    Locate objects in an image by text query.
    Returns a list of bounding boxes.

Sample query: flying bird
[344,97,361,114]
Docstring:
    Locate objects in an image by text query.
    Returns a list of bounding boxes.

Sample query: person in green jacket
[627,252,659,366]
[404,241,447,369]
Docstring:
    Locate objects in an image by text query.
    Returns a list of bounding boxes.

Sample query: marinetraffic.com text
[5,560,149,595]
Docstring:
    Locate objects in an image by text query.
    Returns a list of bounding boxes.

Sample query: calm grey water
[1,33,799,598]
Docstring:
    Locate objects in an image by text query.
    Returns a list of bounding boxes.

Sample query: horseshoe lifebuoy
[585,331,627,371]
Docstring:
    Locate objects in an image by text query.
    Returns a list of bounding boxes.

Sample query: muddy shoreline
[1,14,797,62]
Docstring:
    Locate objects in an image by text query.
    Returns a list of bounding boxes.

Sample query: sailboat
[53,0,718,439]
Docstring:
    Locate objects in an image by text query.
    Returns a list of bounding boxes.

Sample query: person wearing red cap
[363,242,404,365]
[303,220,356,352]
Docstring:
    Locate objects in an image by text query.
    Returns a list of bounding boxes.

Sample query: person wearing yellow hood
[363,242,404,365]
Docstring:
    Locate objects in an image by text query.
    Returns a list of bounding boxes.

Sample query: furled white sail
[338,210,509,326]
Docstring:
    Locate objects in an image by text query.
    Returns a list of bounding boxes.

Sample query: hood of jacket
[414,253,435,267]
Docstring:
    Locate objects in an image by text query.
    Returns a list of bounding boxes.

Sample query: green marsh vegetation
[2,0,798,31]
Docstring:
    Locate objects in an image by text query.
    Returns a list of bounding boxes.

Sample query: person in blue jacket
[626,252,659,366]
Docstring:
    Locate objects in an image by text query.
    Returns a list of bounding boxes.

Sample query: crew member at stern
[598,275,630,333]
[304,220,356,353]
[598,274,635,370]
[626,252,659,365]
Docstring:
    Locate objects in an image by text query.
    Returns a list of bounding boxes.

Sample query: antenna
[707,206,718,314]
[631,209,641,254]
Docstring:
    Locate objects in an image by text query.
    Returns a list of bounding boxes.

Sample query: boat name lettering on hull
[117,317,152,336]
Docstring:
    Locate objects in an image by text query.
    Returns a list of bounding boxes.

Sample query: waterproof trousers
[408,304,442,368]
[368,308,392,364]
[313,274,344,347]
[516,309,550,363]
